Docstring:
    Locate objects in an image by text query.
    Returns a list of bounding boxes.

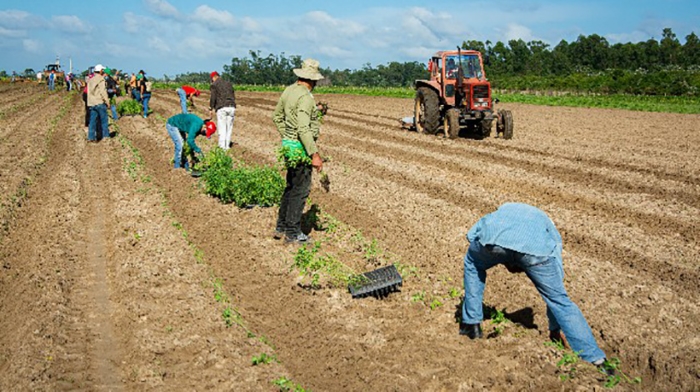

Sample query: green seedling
[599,357,642,388]
[251,353,277,366]
[363,238,381,264]
[222,307,233,327]
[272,376,307,392]
[489,307,508,336]
[411,291,426,303]
[448,287,461,299]
[429,298,443,310]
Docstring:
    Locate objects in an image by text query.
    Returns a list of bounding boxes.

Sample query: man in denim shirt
[460,203,610,369]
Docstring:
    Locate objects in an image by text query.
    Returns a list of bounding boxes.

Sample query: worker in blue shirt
[165,113,216,170]
[460,202,611,371]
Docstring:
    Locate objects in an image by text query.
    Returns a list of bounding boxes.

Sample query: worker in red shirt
[177,85,201,113]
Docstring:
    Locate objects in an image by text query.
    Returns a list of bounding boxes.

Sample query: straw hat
[293,58,324,81]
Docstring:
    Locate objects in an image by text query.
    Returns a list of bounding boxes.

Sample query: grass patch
[498,92,700,114]
[272,376,308,392]
[292,241,365,289]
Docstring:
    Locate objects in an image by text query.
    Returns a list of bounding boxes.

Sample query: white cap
[94,64,104,72]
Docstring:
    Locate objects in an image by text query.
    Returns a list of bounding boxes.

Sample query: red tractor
[413,48,513,139]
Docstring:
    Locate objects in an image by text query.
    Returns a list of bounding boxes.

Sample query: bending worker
[460,202,612,372]
[165,113,216,171]
[177,84,201,114]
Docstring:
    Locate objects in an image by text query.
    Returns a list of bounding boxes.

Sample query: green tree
[660,27,682,65]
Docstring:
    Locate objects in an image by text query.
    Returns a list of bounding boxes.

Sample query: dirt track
[0,83,698,391]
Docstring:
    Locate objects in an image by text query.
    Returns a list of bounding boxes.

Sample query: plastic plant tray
[348,264,403,299]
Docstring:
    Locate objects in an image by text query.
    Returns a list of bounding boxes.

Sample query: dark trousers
[276,164,312,237]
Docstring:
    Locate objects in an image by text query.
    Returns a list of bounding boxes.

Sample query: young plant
[251,353,277,366]
[272,376,307,392]
[117,99,142,116]
[411,291,426,303]
[222,307,233,327]
[429,298,443,310]
[599,357,642,388]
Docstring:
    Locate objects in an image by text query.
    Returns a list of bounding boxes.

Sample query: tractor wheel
[446,109,460,139]
[414,87,440,135]
[497,109,514,140]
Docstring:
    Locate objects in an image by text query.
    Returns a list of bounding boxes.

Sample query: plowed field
[0,83,698,391]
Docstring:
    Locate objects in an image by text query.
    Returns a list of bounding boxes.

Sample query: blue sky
[1,0,698,77]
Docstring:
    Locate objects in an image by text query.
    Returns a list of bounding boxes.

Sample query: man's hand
[311,152,323,172]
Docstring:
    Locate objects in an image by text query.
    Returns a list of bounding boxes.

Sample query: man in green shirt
[166,113,217,170]
[272,58,324,243]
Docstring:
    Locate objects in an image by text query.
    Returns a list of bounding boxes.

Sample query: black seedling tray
[349,264,403,299]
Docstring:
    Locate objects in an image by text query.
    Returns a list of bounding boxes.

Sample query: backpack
[145,81,153,93]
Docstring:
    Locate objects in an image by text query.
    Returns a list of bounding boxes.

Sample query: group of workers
[92,57,616,378]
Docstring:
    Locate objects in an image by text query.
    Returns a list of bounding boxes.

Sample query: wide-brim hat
[293,58,324,81]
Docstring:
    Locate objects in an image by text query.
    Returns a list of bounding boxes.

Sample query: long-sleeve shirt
[271,83,320,156]
[166,114,204,153]
[87,74,109,107]
[209,78,236,111]
[467,203,562,257]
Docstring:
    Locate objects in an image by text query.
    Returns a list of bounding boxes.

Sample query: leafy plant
[201,148,285,207]
[222,307,233,327]
[488,306,508,336]
[277,145,312,169]
[448,287,461,299]
[429,298,443,310]
[599,357,642,388]
[117,99,142,116]
[292,241,360,288]
[272,376,307,392]
[411,291,426,302]
[251,353,277,366]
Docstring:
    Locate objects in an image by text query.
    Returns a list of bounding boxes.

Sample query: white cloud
[499,23,537,42]
[240,16,260,32]
[306,11,365,37]
[51,15,91,33]
[0,26,24,38]
[0,10,37,28]
[192,5,235,30]
[22,39,41,53]
[607,31,652,44]
[147,36,171,52]
[144,0,179,19]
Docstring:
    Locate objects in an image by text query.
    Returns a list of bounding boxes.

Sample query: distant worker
[48,70,56,91]
[209,71,237,149]
[105,68,119,120]
[137,70,152,118]
[177,85,201,114]
[165,113,216,171]
[272,59,325,244]
[459,202,613,373]
[128,72,137,98]
[11,71,16,83]
[86,64,111,141]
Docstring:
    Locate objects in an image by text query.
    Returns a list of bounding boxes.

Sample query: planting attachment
[349,264,403,299]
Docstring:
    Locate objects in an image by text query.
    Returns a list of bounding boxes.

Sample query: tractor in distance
[412,48,513,140]
[44,63,65,87]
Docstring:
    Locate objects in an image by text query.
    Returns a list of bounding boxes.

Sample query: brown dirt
[1,84,698,391]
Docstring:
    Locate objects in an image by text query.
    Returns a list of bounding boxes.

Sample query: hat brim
[293,68,324,81]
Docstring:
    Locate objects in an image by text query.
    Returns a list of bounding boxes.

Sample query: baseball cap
[94,64,104,72]
[210,71,219,78]
[205,121,217,139]
[194,89,201,97]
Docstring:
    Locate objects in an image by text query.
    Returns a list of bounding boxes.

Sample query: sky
[1,0,699,77]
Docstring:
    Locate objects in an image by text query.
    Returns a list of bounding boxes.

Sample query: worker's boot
[459,323,483,340]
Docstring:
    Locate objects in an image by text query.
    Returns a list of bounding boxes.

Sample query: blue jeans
[177,88,188,113]
[462,241,606,363]
[110,102,118,120]
[142,93,151,117]
[131,89,141,102]
[88,104,110,140]
[166,123,188,169]
[48,79,55,91]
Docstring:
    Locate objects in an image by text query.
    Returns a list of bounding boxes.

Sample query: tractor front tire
[479,119,492,139]
[414,87,440,135]
[446,109,460,139]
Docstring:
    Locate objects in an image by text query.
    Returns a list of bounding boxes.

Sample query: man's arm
[271,96,286,137]
[186,124,202,154]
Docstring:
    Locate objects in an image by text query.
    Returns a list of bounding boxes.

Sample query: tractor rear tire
[497,109,514,139]
[414,87,440,135]
[446,109,460,139]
